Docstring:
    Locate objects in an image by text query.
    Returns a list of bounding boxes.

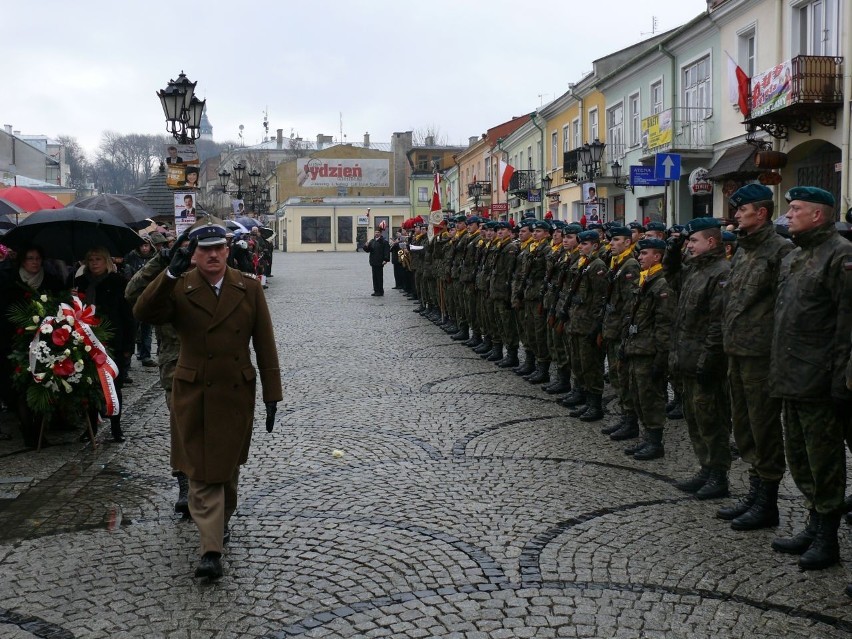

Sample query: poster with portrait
[163,143,199,166]
[582,182,598,204]
[166,163,185,189]
[174,192,197,235]
[232,199,245,217]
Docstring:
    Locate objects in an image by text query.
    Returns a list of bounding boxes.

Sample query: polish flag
[499,160,515,192]
[726,52,750,117]
[430,172,442,213]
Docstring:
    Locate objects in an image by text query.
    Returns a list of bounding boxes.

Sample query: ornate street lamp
[610,160,634,193]
[578,138,606,179]
[469,181,483,212]
[157,71,206,144]
[218,159,249,200]
[541,174,553,194]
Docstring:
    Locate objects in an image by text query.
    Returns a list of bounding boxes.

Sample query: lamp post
[469,181,483,213]
[610,161,634,193]
[218,159,249,202]
[578,138,606,179]
[157,71,206,144]
[541,174,553,196]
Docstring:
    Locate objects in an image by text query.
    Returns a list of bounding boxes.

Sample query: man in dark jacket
[769,186,852,571]
[363,228,391,296]
[718,184,794,530]
[670,217,731,500]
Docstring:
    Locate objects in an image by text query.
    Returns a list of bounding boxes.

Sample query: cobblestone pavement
[0,252,850,638]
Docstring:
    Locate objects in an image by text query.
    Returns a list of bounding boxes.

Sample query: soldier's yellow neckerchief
[550,241,561,252]
[639,263,663,286]
[415,232,426,241]
[521,237,534,251]
[577,255,588,269]
[610,244,634,270]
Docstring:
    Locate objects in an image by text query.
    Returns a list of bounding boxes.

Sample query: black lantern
[610,160,633,193]
[219,160,249,199]
[541,174,553,194]
[157,71,205,144]
[578,138,606,179]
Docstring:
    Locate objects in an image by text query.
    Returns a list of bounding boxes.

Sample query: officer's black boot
[465,333,483,348]
[600,412,625,436]
[527,361,550,384]
[561,386,586,407]
[772,510,819,555]
[731,480,780,531]
[568,395,590,418]
[717,475,761,520]
[474,336,492,354]
[695,468,729,500]
[443,320,457,333]
[624,433,648,456]
[674,466,711,493]
[451,324,469,341]
[515,351,536,376]
[498,346,520,368]
[799,512,841,570]
[109,416,125,443]
[608,412,639,440]
[486,342,504,362]
[633,428,664,460]
[666,390,683,419]
[579,393,604,422]
[174,472,190,515]
[543,366,569,394]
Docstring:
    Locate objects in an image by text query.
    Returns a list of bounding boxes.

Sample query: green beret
[551,220,567,231]
[563,223,583,235]
[685,216,722,235]
[722,230,738,243]
[482,221,496,230]
[587,221,603,230]
[628,221,646,231]
[531,220,553,231]
[637,238,667,251]
[453,215,467,223]
[495,221,511,229]
[609,226,632,238]
[729,184,773,208]
[785,186,835,207]
[577,230,600,243]
[645,221,667,232]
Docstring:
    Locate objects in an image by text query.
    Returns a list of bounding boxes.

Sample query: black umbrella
[259,226,274,240]
[0,213,16,230]
[2,206,143,261]
[71,194,156,230]
[0,197,24,223]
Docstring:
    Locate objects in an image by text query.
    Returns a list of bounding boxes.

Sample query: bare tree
[56,135,91,198]
[412,125,448,146]
[93,132,168,193]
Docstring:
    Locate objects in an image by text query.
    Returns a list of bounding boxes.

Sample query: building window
[683,55,712,119]
[738,27,756,77]
[795,0,840,56]
[572,118,580,148]
[606,102,624,159]
[628,93,641,147]
[416,155,429,171]
[562,125,570,155]
[485,159,491,181]
[528,145,534,170]
[301,216,331,244]
[417,186,429,202]
[651,80,663,114]
[519,151,524,171]
[588,108,599,141]
[551,131,558,171]
[337,216,353,244]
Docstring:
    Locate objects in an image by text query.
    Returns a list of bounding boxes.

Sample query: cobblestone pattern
[0,253,850,638]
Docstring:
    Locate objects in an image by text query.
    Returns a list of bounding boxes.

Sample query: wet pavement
[0,251,850,638]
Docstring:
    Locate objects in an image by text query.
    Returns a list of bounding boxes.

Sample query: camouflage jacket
[553,249,582,318]
[489,238,518,302]
[448,230,470,281]
[722,222,793,357]
[510,238,536,306]
[459,230,482,284]
[566,252,608,335]
[409,232,429,272]
[623,269,674,363]
[475,238,498,292]
[542,245,567,311]
[602,254,640,341]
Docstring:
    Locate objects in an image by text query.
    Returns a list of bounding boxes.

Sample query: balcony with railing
[466,181,492,201]
[508,170,537,195]
[745,55,844,139]
[641,107,715,156]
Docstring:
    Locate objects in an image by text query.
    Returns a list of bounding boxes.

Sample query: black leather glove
[167,236,197,278]
[159,229,190,263]
[265,401,278,432]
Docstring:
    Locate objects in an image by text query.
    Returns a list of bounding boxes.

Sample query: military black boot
[568,396,590,418]
[608,413,640,440]
[514,351,536,376]
[799,512,841,570]
[633,428,664,460]
[579,393,604,422]
[666,395,683,419]
[560,387,586,407]
[497,347,519,368]
[465,333,483,348]
[674,467,711,493]
[772,510,819,555]
[543,367,570,394]
[526,362,550,384]
[451,324,469,341]
[601,413,626,436]
[695,468,729,500]
[174,472,190,515]
[624,433,649,456]
[474,337,492,354]
[443,321,458,333]
[486,343,504,362]
[717,475,761,520]
[109,417,125,443]
[731,480,780,531]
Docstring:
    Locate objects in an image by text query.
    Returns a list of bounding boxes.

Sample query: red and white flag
[726,52,750,117]
[430,172,442,213]
[499,160,515,192]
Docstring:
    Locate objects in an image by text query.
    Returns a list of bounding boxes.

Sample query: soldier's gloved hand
[265,401,278,432]
[159,229,190,263]
[167,236,197,277]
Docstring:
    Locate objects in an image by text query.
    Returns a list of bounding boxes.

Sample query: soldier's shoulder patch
[659,292,669,298]
[595,269,606,276]
[624,273,634,280]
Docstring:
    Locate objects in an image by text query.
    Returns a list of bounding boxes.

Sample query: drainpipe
[659,43,677,226]
[530,111,545,218]
[841,2,852,214]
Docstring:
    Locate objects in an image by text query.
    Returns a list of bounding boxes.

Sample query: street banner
[750,60,792,119]
[164,143,199,166]
[174,192,196,235]
[296,158,390,188]
[642,110,673,150]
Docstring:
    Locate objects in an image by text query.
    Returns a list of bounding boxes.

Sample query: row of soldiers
[407,183,852,592]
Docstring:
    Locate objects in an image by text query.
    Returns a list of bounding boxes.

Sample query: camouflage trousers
[682,375,731,471]
[607,340,633,414]
[464,284,479,333]
[453,281,468,326]
[568,333,605,393]
[445,280,458,320]
[515,302,530,349]
[783,400,846,514]
[497,300,518,348]
[626,355,666,430]
[547,322,569,368]
[728,356,785,481]
[477,293,495,339]
[524,300,549,362]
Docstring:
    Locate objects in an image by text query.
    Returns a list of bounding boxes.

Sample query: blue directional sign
[630,165,666,187]
[655,153,682,181]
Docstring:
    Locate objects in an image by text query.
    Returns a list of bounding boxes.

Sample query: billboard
[642,109,673,150]
[750,60,792,119]
[296,158,390,188]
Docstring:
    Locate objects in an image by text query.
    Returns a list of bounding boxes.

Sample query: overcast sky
[5,0,707,158]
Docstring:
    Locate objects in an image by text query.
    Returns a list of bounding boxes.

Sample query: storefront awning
[706,144,760,181]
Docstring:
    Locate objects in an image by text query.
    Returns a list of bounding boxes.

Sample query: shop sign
[688,167,713,195]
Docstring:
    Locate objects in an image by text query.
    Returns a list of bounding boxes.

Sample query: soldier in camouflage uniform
[769,186,852,571]
[441,221,463,333]
[541,221,571,394]
[621,237,674,460]
[473,222,499,357]
[490,221,520,368]
[599,227,641,441]
[717,185,794,531]
[125,236,188,515]
[447,217,472,338]
[552,224,583,402]
[429,222,451,324]
[410,221,429,314]
[563,229,609,421]
[458,216,483,346]
[511,222,537,375]
[670,217,731,500]
[522,220,556,384]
